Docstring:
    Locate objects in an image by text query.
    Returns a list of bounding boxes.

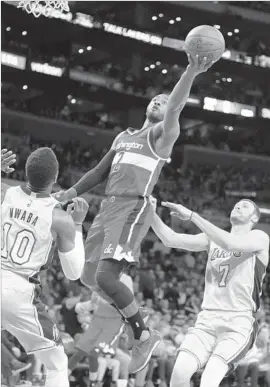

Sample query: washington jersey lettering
[202,241,267,313]
[1,186,58,282]
[105,125,169,197]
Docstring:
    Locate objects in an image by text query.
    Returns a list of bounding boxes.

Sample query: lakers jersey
[202,241,267,313]
[105,125,169,197]
[1,186,58,282]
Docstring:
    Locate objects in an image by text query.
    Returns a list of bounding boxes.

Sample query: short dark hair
[25,147,59,190]
[242,199,261,224]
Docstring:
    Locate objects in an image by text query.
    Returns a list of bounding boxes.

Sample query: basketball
[184,25,225,65]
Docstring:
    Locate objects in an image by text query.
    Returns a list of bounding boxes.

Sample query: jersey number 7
[218,264,230,287]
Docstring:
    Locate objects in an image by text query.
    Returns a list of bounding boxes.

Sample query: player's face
[230,200,257,224]
[146,94,168,122]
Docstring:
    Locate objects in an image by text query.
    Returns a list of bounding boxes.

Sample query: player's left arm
[162,201,270,255]
[156,56,214,153]
[56,132,124,202]
[190,212,269,254]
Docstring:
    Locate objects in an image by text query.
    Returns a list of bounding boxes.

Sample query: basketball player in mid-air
[56,54,215,373]
[1,147,89,387]
[150,197,269,387]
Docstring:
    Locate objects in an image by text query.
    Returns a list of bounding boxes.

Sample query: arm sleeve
[58,229,85,280]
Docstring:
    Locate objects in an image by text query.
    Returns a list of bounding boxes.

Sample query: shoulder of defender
[250,229,269,247]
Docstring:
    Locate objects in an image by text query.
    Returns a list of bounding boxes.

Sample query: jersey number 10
[2,223,36,265]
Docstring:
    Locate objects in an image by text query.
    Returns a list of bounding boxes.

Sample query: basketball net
[17,0,69,18]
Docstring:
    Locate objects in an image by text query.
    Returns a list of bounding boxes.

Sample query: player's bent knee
[98,356,107,366]
[170,351,198,387]
[112,358,120,368]
[200,356,229,387]
[95,269,117,295]
[36,345,68,371]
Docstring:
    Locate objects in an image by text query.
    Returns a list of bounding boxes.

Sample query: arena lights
[187,96,200,105]
[234,29,239,33]
[241,108,254,117]
[87,46,92,51]
[156,61,161,66]
[261,108,270,119]
[260,208,270,215]
[176,17,181,22]
[22,31,27,36]
[22,85,28,90]
[223,101,232,114]
[169,20,175,24]
[6,26,11,31]
[103,22,162,46]
[222,51,231,60]
[158,13,164,17]
[227,32,233,36]
[162,69,168,74]
[144,67,149,71]
[1,51,26,70]
[220,77,232,83]
[214,25,220,29]
[204,97,256,117]
[152,16,157,21]
[224,126,234,131]
[30,62,63,77]
[71,98,76,104]
[78,48,84,54]
[204,97,217,111]
[150,64,155,69]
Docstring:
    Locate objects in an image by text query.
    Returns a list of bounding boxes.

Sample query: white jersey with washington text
[202,241,267,313]
[1,186,58,283]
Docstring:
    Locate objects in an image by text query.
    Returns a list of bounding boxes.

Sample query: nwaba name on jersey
[10,207,38,227]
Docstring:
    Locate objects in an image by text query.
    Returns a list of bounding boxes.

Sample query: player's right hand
[149,195,157,212]
[53,190,69,203]
[1,149,16,173]
[187,54,215,74]
[67,197,89,224]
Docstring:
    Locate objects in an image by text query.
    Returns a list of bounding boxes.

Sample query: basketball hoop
[17,0,70,18]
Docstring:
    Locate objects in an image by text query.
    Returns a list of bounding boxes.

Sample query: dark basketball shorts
[84,195,153,265]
